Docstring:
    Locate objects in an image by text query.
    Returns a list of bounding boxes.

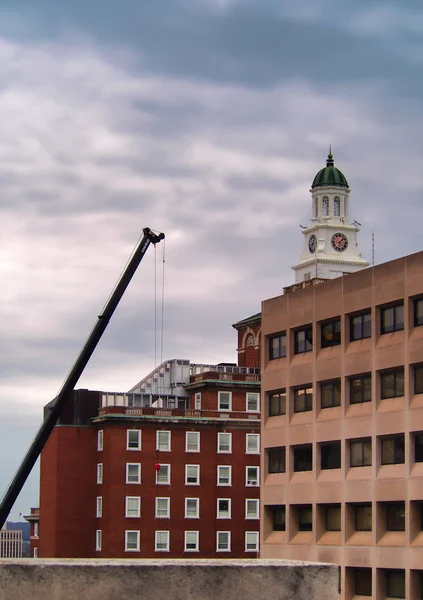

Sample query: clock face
[308,234,317,254]
[331,232,348,252]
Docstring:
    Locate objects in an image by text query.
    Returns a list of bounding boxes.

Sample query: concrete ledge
[0,558,338,600]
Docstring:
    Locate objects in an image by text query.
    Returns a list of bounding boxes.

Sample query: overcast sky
[1,0,423,520]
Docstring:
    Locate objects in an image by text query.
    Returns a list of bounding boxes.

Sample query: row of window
[98,430,260,454]
[95,530,259,553]
[268,297,423,359]
[313,195,344,218]
[122,463,259,486]
[344,567,408,599]
[96,496,260,520]
[267,432,423,473]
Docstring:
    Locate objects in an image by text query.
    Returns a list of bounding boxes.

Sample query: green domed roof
[311,150,349,189]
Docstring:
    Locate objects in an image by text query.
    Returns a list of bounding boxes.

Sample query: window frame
[156,430,171,452]
[155,497,170,519]
[95,529,102,552]
[349,311,371,342]
[245,499,259,520]
[246,466,259,486]
[97,430,103,452]
[96,496,102,518]
[381,436,405,465]
[126,429,141,451]
[216,531,231,552]
[185,464,200,486]
[269,333,287,360]
[97,463,103,484]
[185,497,200,519]
[217,432,232,453]
[125,496,141,518]
[350,439,372,467]
[268,390,286,416]
[125,530,140,552]
[194,392,201,410]
[380,303,404,334]
[217,465,232,486]
[349,373,372,404]
[320,441,341,470]
[246,392,260,413]
[320,319,341,349]
[293,325,313,354]
[414,364,423,394]
[218,391,232,412]
[268,447,286,473]
[293,444,313,472]
[185,431,200,453]
[414,433,423,462]
[126,463,141,484]
[414,297,423,327]
[245,531,259,552]
[293,386,313,413]
[380,369,405,399]
[155,464,171,485]
[217,498,231,519]
[155,530,170,552]
[184,531,199,552]
[246,433,260,454]
[320,379,341,409]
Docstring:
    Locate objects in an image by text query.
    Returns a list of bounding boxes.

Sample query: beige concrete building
[0,525,23,558]
[261,252,423,599]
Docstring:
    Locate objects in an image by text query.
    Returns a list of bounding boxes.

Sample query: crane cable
[153,236,166,395]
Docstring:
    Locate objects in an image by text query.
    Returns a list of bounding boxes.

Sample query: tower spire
[327,145,334,167]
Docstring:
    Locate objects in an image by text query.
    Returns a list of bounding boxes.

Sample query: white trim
[245,499,259,519]
[185,497,200,519]
[155,464,171,485]
[125,530,140,552]
[126,429,141,451]
[125,496,141,518]
[246,433,260,454]
[156,430,171,451]
[155,530,170,552]
[97,463,103,484]
[97,430,103,451]
[245,531,259,552]
[217,498,231,519]
[126,463,141,484]
[184,530,199,552]
[95,530,102,552]
[155,497,170,518]
[217,432,232,453]
[96,496,102,518]
[246,392,260,413]
[185,431,200,452]
[245,466,259,487]
[217,465,232,486]
[216,531,231,552]
[218,391,232,411]
[185,464,200,486]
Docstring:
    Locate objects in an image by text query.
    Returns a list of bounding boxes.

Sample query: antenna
[372,230,375,267]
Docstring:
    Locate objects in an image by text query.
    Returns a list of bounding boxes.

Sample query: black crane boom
[0,227,164,529]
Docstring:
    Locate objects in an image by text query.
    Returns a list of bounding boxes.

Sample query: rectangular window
[246,392,260,412]
[96,496,102,518]
[354,504,372,531]
[349,374,372,404]
[97,430,103,451]
[246,499,259,519]
[217,465,232,486]
[293,386,313,412]
[125,530,140,552]
[386,503,406,531]
[245,531,259,552]
[415,433,423,462]
[194,392,201,410]
[268,390,286,416]
[34,523,38,538]
[125,496,140,518]
[293,445,312,472]
[155,497,170,518]
[97,463,103,484]
[320,379,341,408]
[185,498,199,518]
[354,568,372,596]
[156,464,170,484]
[186,431,200,452]
[218,391,232,411]
[268,447,286,473]
[321,319,341,348]
[33,547,38,558]
[320,441,341,470]
[185,465,200,485]
[381,436,405,465]
[380,303,404,334]
[96,530,102,551]
[216,531,231,552]
[325,505,341,531]
[184,531,199,552]
[246,433,260,454]
[381,369,404,399]
[350,311,371,341]
[269,333,286,359]
[218,432,232,453]
[246,466,259,486]
[414,298,423,327]
[155,530,169,552]
[156,430,171,451]
[294,326,313,354]
[271,506,285,531]
[217,498,231,519]
[350,439,372,467]
[298,505,313,531]
[126,463,141,484]
[126,429,141,451]
[386,570,405,599]
[415,365,423,394]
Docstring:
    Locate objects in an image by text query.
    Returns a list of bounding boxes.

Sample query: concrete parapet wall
[0,558,337,600]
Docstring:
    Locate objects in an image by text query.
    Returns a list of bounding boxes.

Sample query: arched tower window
[313,198,318,218]
[334,197,340,216]
[322,196,329,216]
[246,334,254,347]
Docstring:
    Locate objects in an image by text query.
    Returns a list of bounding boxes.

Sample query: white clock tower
[292,150,370,282]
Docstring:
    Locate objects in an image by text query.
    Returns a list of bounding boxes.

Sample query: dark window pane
[415,298,423,327]
[268,447,285,473]
[350,375,372,404]
[381,370,404,399]
[355,568,372,596]
[362,313,372,338]
[272,506,285,531]
[415,367,423,394]
[415,434,423,462]
[381,437,405,465]
[294,446,312,472]
[381,304,404,334]
[321,442,341,469]
[386,570,405,599]
[298,505,312,531]
[350,440,372,467]
[325,506,341,531]
[321,380,341,408]
[355,504,372,531]
[321,320,341,348]
[294,387,313,412]
[269,334,286,360]
[294,327,313,354]
[386,503,405,531]
[269,391,286,416]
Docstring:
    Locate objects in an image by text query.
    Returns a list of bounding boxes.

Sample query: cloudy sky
[1,0,423,519]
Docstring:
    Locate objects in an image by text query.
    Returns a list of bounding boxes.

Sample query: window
[218,391,232,411]
[194,392,201,410]
[268,447,286,473]
[126,463,141,484]
[246,392,260,412]
[217,499,231,519]
[96,530,102,552]
[217,465,232,486]
[156,464,170,484]
[218,432,232,453]
[293,386,313,412]
[325,505,341,531]
[321,441,341,470]
[381,369,404,399]
[97,463,103,484]
[185,498,199,518]
[155,497,170,518]
[381,436,405,465]
[294,326,313,354]
[415,365,423,394]
[96,496,102,518]
[380,303,404,334]
[334,196,340,216]
[246,433,260,454]
[245,531,259,552]
[350,439,372,467]
[155,530,169,552]
[293,444,313,472]
[125,496,140,518]
[34,523,38,538]
[414,298,423,327]
[270,506,285,531]
[386,503,405,531]
[184,531,199,552]
[125,530,140,552]
[127,429,141,451]
[298,505,313,531]
[246,499,259,519]
[415,433,423,462]
[246,466,259,486]
[33,547,38,558]
[156,430,171,451]
[185,465,200,485]
[268,390,286,416]
[216,531,231,552]
[97,430,103,451]
[322,196,329,216]
[354,568,372,596]
[349,374,371,404]
[386,570,405,599]
[186,432,200,452]
[313,197,318,218]
[269,333,286,359]
[350,311,371,341]
[320,379,341,408]
[354,504,372,531]
[321,319,341,348]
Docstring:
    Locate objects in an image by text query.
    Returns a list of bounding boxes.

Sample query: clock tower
[292,149,370,282]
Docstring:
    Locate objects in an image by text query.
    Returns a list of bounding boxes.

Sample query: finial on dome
[326,145,334,167]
